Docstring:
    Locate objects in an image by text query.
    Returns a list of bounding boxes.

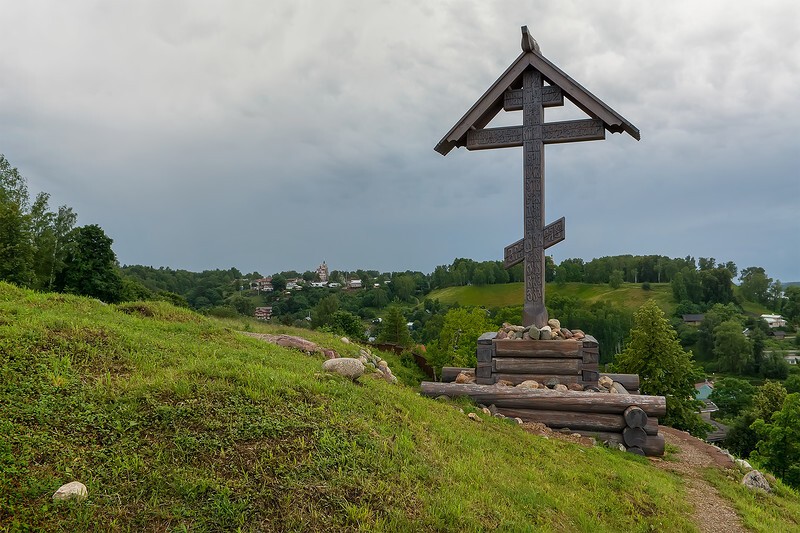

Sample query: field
[428,282,675,314]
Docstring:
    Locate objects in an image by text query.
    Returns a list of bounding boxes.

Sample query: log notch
[623,406,648,429]
[623,426,648,448]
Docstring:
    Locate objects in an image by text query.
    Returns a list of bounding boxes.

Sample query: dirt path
[654,427,745,533]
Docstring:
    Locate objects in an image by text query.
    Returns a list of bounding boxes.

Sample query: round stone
[321,358,364,380]
[53,481,88,502]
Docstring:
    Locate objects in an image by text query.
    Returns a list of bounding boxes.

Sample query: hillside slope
[1,283,798,531]
[429,282,675,313]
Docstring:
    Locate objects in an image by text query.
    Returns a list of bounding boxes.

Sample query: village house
[250,277,273,292]
[682,314,704,326]
[760,314,787,328]
[254,307,272,321]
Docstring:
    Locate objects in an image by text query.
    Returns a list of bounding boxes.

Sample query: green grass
[0,282,793,531]
[429,282,675,314]
[703,468,800,532]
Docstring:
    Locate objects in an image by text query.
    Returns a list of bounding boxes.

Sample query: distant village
[248,262,390,321]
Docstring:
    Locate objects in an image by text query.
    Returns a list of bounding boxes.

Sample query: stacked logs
[477,332,599,387]
[420,382,665,456]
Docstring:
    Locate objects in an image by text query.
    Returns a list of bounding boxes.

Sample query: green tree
[739,266,772,305]
[311,294,339,328]
[428,307,492,372]
[724,411,761,458]
[0,155,34,286]
[696,303,740,360]
[120,277,154,302]
[709,377,755,419]
[751,393,800,488]
[785,374,800,395]
[713,320,751,373]
[609,269,624,289]
[328,310,364,339]
[752,380,787,421]
[783,286,800,324]
[392,274,416,302]
[377,306,413,347]
[55,224,123,303]
[615,300,709,436]
[760,351,789,380]
[271,274,287,292]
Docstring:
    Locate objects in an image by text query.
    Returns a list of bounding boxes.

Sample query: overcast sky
[1,1,798,281]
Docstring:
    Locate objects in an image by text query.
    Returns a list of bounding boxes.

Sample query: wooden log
[600,373,639,391]
[623,426,648,448]
[626,446,645,456]
[477,345,493,363]
[493,358,582,374]
[493,373,582,385]
[581,335,598,347]
[578,431,665,456]
[497,408,659,435]
[497,409,624,432]
[419,382,667,416]
[478,332,497,345]
[441,367,472,382]
[493,340,580,358]
[611,382,629,395]
[476,363,492,379]
[623,406,648,429]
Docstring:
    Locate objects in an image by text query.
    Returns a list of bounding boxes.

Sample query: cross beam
[465,119,605,150]
[504,217,565,269]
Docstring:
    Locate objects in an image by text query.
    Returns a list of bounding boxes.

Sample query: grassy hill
[429,282,675,314]
[2,283,799,531]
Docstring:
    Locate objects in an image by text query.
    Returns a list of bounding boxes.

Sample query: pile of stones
[455,370,630,394]
[356,347,398,384]
[495,319,586,341]
[321,345,398,384]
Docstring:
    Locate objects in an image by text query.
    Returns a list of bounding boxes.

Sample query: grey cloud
[0,0,797,280]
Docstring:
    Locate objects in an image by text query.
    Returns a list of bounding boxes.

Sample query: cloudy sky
[2,1,798,281]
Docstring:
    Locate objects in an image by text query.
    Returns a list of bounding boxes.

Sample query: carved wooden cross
[435,26,639,328]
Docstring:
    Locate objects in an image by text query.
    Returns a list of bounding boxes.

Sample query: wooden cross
[435,26,639,328]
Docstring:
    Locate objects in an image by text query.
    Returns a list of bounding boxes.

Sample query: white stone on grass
[53,481,88,502]
[321,358,364,380]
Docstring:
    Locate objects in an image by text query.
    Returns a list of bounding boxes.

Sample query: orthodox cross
[435,26,640,328]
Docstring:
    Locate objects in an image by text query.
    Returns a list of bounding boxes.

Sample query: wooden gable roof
[435,34,640,156]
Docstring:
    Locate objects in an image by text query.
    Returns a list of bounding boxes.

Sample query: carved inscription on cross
[435,26,639,328]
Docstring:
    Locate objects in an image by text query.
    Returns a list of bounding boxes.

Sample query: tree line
[0,155,136,303]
